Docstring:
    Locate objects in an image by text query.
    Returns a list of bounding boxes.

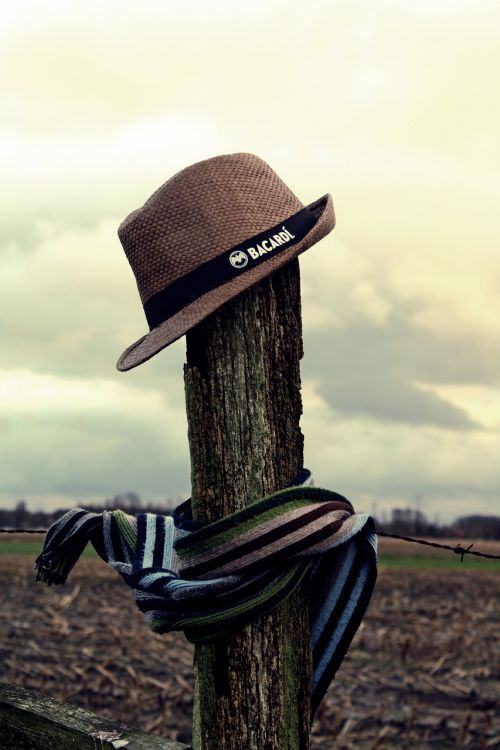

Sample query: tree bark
[183,259,311,750]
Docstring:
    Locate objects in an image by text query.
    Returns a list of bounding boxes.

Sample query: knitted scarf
[35,470,377,716]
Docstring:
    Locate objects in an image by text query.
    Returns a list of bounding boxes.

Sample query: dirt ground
[0,551,499,749]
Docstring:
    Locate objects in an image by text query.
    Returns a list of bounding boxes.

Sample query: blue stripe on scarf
[312,560,370,691]
[310,542,357,648]
[143,514,157,568]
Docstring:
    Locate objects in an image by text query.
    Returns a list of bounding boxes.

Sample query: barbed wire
[0,528,48,534]
[1,526,500,561]
[375,531,500,561]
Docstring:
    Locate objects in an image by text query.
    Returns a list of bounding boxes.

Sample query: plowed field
[0,540,499,749]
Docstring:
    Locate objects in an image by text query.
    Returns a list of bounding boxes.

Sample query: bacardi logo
[229,250,249,268]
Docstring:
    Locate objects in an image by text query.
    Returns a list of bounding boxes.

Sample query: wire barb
[376,531,500,561]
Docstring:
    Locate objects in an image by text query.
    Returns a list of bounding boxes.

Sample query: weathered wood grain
[184,260,311,750]
[0,681,190,750]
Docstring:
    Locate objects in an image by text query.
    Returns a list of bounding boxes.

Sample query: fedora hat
[116,152,335,371]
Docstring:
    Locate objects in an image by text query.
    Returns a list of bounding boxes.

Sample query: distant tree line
[0,493,177,531]
[379,507,500,540]
[1,497,499,540]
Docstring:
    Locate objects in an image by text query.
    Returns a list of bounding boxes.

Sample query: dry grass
[0,554,499,748]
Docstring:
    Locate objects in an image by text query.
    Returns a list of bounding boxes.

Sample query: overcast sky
[1,0,500,521]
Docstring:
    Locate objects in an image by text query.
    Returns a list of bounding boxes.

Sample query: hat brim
[116,193,335,371]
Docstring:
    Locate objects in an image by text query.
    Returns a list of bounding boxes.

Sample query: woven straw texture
[116,152,335,371]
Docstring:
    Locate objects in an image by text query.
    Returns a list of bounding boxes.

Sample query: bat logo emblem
[229,250,249,269]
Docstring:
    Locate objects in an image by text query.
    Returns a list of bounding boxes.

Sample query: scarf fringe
[34,509,103,585]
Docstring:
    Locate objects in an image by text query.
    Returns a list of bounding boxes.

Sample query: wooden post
[184,259,311,750]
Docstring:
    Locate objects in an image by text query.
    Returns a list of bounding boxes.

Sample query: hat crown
[118,152,303,304]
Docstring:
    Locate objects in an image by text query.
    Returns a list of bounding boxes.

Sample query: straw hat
[116,152,335,371]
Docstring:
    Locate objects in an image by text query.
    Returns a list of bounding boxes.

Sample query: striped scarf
[35,471,377,715]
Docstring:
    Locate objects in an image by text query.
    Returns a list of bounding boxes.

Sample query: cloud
[2,0,497,142]
[1,116,226,250]
[301,384,500,520]
[0,368,190,509]
[302,307,500,430]
[2,0,500,521]
[319,369,475,430]
[0,218,192,386]
[303,325,479,430]
[299,231,500,430]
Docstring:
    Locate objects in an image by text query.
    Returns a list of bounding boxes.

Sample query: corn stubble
[0,556,498,749]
